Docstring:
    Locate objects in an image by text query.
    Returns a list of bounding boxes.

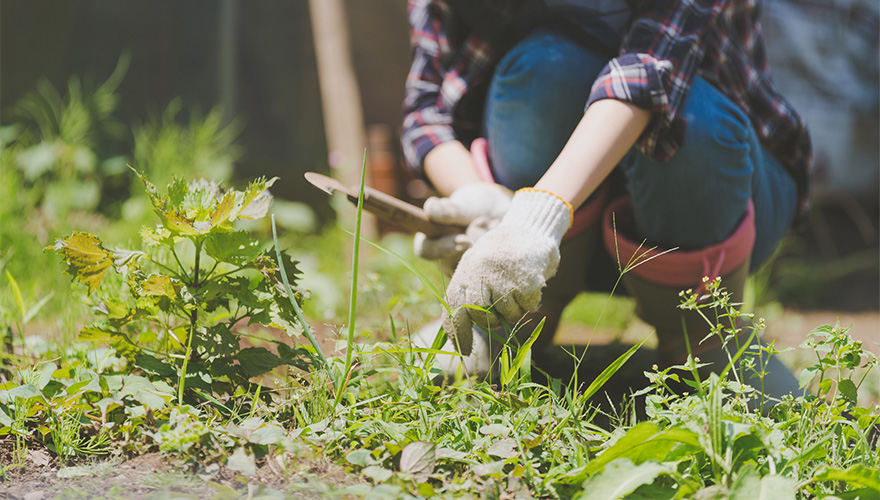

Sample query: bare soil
[0,444,361,500]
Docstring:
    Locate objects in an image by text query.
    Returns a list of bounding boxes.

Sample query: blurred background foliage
[0,0,877,338]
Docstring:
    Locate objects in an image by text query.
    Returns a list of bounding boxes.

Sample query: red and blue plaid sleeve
[587,0,725,161]
[402,0,458,175]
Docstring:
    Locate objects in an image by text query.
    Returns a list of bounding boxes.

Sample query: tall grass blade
[581,336,648,401]
[336,151,368,405]
[270,215,330,376]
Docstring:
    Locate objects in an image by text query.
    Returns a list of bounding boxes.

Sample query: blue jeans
[483,28,798,270]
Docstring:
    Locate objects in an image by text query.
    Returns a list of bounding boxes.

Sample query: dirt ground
[0,447,361,500]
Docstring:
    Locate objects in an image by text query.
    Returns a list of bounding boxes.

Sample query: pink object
[602,196,755,287]
[469,138,495,183]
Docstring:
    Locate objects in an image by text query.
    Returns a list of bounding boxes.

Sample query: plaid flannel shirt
[402,0,812,215]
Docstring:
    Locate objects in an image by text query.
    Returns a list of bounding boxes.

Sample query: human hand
[442,188,572,355]
[413,183,512,274]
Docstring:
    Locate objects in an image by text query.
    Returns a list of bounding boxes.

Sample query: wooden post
[308,0,374,234]
[308,0,367,182]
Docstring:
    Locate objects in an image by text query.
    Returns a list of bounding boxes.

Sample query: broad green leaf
[577,459,669,500]
[249,423,286,446]
[167,176,188,210]
[236,347,284,378]
[34,363,57,390]
[399,441,436,480]
[814,465,880,491]
[205,230,263,265]
[798,366,819,389]
[480,424,511,437]
[46,232,114,294]
[471,460,505,477]
[730,467,796,500]
[346,449,375,467]
[135,353,176,377]
[117,375,172,410]
[65,377,102,396]
[5,384,41,401]
[486,438,519,459]
[0,405,12,427]
[362,465,393,483]
[227,447,257,476]
[573,423,699,481]
[837,379,858,404]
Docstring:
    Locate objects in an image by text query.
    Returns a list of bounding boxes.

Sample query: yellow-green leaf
[210,190,238,229]
[138,274,178,299]
[45,232,114,295]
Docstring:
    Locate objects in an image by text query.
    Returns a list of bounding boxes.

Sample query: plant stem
[178,237,203,405]
[335,150,367,406]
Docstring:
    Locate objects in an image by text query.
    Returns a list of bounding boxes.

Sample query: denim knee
[484,28,608,189]
[621,78,758,251]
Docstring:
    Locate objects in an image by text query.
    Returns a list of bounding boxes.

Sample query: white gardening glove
[414,183,512,274]
[443,188,572,355]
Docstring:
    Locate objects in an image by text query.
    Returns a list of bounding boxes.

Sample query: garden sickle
[304,171,464,237]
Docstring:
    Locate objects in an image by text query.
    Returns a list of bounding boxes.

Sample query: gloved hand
[414,183,513,274]
[443,188,572,355]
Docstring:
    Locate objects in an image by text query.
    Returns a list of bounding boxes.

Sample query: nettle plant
[46,169,312,406]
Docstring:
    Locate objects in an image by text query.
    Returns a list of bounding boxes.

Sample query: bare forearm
[535,99,652,209]
[423,141,484,196]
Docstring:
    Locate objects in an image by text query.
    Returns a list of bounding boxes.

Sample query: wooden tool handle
[347,187,463,237]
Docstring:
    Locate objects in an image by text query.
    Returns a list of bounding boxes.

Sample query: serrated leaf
[577,459,669,500]
[136,274,178,299]
[235,176,277,220]
[140,225,175,247]
[46,232,114,294]
[211,190,238,229]
[205,230,263,265]
[167,177,188,210]
[181,178,222,220]
[399,441,435,480]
